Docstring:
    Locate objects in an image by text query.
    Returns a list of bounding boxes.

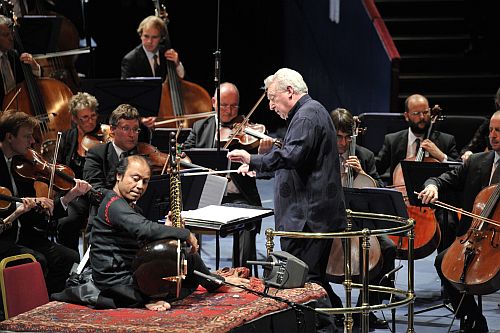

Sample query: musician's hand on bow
[418,184,439,204]
[141,116,157,129]
[421,139,446,162]
[62,179,92,206]
[258,136,274,154]
[227,149,250,164]
[236,164,256,177]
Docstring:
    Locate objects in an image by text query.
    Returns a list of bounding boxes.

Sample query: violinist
[375,93,460,251]
[55,92,100,253]
[330,108,393,330]
[416,111,500,333]
[83,104,141,236]
[121,15,185,131]
[0,109,91,294]
[0,15,40,105]
[182,82,263,273]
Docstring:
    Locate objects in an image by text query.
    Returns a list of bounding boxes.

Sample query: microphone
[193,270,224,285]
[246,260,284,267]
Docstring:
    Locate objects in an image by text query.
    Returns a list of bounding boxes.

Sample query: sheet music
[182,205,272,224]
[198,174,228,208]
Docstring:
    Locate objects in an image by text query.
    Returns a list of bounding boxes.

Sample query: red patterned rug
[0,281,326,333]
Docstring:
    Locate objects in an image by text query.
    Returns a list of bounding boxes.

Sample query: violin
[0,186,22,210]
[11,148,103,200]
[390,105,443,260]
[220,115,267,150]
[80,124,113,154]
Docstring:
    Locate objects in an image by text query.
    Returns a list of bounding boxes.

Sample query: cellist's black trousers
[434,249,481,319]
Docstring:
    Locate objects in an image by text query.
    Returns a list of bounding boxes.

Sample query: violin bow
[47,132,63,200]
[222,91,266,149]
[413,191,500,227]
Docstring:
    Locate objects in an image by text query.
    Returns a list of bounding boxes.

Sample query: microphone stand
[213,0,221,155]
[193,270,332,330]
[80,0,94,78]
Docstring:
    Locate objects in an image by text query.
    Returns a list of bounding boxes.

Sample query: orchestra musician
[330,108,393,330]
[0,109,91,294]
[460,86,500,161]
[83,104,141,237]
[121,15,185,130]
[228,68,346,331]
[182,82,263,273]
[375,93,460,251]
[52,155,249,311]
[55,92,100,254]
[416,110,500,333]
[0,15,41,106]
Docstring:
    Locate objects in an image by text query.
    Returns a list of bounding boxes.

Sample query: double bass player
[417,111,500,333]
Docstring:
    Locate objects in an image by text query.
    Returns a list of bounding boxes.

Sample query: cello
[441,184,500,295]
[327,117,383,283]
[152,1,212,129]
[1,4,73,160]
[390,106,442,260]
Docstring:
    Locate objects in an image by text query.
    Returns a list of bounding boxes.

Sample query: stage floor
[198,178,500,333]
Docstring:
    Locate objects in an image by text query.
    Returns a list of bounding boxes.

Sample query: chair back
[0,254,49,320]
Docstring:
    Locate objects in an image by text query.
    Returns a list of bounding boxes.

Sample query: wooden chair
[0,254,49,320]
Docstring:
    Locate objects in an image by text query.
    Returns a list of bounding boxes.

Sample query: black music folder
[183,148,230,171]
[400,160,461,207]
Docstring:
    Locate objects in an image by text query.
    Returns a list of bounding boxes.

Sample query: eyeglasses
[116,126,141,134]
[409,109,431,117]
[77,113,98,122]
[337,135,352,142]
[220,104,239,110]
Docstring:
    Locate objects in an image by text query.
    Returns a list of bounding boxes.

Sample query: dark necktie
[153,54,160,77]
[414,138,421,157]
[490,160,500,185]
[119,151,128,161]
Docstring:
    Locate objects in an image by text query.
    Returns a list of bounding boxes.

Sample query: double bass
[152,1,212,129]
[1,3,72,159]
[390,106,443,260]
[327,117,382,283]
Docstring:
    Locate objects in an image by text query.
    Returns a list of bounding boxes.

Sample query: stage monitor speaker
[262,251,308,289]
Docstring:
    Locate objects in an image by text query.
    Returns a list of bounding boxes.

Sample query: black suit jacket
[0,49,26,106]
[424,151,494,236]
[376,128,459,184]
[83,142,121,194]
[121,45,167,80]
[183,116,262,208]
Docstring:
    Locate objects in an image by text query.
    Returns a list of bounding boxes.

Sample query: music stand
[17,16,62,54]
[183,148,230,171]
[136,173,208,222]
[341,187,408,332]
[400,160,461,316]
[79,78,162,120]
[151,129,192,149]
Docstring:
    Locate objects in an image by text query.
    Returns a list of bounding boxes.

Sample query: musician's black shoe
[369,312,389,330]
[464,314,489,333]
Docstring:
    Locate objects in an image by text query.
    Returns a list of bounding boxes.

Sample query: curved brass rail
[265,209,416,333]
